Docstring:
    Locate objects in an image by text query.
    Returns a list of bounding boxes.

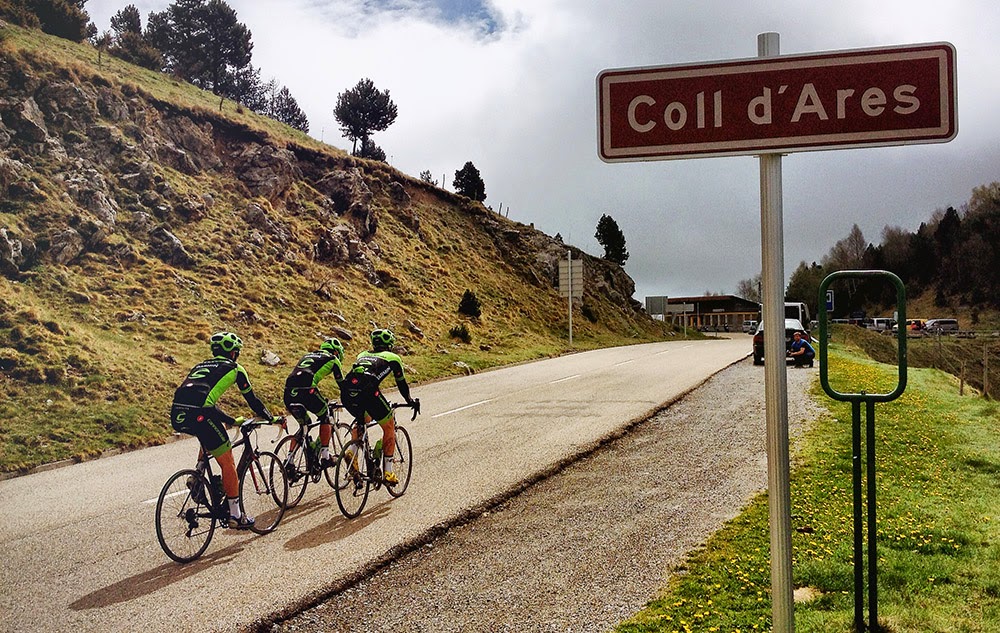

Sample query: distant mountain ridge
[0,23,668,472]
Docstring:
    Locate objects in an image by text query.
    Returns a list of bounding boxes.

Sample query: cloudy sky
[85,0,1000,302]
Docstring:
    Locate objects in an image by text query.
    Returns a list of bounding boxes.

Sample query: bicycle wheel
[274,435,309,507]
[325,422,355,490]
[334,440,370,518]
[155,469,216,563]
[240,451,287,534]
[386,425,413,498]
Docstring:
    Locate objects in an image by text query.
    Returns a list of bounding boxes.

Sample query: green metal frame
[818,270,907,633]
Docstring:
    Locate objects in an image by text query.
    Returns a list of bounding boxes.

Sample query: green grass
[616,345,1000,633]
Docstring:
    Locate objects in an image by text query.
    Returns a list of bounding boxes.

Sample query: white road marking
[431,399,495,419]
[614,359,634,366]
[549,374,581,384]
[143,489,186,505]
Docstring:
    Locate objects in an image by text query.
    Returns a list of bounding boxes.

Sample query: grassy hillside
[0,23,677,473]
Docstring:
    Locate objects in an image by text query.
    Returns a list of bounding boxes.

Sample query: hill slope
[0,24,673,472]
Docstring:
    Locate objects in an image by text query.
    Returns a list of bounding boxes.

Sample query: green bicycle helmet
[371,329,395,351]
[210,331,243,357]
[320,337,345,360]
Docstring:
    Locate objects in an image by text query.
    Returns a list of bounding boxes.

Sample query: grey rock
[49,228,84,264]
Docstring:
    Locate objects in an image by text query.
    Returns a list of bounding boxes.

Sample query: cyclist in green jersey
[341,329,419,486]
[283,338,346,467]
[170,331,275,529]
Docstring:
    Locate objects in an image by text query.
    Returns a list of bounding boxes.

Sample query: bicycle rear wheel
[334,440,370,518]
[325,422,354,490]
[274,435,309,507]
[386,425,412,498]
[155,469,216,563]
[240,451,287,534]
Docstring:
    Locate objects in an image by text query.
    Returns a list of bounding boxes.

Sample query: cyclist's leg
[283,387,307,453]
[173,405,244,525]
[366,391,396,482]
[301,388,333,460]
[202,409,253,527]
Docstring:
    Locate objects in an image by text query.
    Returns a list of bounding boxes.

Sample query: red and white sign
[597,42,956,162]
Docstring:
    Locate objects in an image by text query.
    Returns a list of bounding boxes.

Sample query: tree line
[737,181,1000,321]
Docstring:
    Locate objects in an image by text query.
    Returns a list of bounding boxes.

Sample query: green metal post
[819,270,907,633]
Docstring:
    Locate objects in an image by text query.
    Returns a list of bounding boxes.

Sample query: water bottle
[373,439,383,464]
[210,475,223,501]
[309,437,321,458]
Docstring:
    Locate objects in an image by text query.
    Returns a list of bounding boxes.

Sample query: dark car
[752,318,809,365]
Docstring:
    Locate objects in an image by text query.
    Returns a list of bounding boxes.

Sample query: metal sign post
[819,270,907,633]
[558,252,583,345]
[756,32,794,633]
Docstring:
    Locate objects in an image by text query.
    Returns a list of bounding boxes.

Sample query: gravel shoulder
[271,360,827,633]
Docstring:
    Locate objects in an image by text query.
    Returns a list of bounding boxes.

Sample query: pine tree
[333,78,398,156]
[458,289,482,318]
[453,161,486,201]
[594,214,629,266]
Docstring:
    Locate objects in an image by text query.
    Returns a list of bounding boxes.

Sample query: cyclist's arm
[389,357,413,403]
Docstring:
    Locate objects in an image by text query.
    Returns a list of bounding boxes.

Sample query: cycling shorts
[341,378,392,426]
[170,404,233,458]
[283,386,329,423]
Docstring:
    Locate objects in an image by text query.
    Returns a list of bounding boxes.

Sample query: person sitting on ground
[283,338,346,468]
[341,329,419,486]
[787,331,815,368]
[170,331,275,529]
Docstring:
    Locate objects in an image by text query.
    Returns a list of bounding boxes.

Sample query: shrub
[449,323,471,344]
[581,303,598,323]
[458,289,482,318]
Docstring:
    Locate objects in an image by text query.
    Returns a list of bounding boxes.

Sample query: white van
[784,302,810,326]
[870,317,895,332]
[742,320,758,334]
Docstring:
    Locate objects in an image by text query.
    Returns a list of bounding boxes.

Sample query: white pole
[758,31,795,633]
[567,249,574,346]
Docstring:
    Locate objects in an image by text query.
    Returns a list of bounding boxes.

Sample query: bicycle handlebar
[392,399,420,421]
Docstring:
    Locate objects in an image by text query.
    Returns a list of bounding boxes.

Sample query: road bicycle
[154,417,288,563]
[273,401,353,507]
[334,401,418,519]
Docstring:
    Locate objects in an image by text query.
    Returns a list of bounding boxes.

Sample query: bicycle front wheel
[155,469,216,563]
[334,440,370,519]
[386,425,412,498]
[325,422,355,490]
[274,435,309,507]
[240,451,287,534]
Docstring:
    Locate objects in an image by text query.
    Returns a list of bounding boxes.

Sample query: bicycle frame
[197,420,275,508]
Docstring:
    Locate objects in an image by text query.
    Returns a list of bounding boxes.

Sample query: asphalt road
[0,337,749,633]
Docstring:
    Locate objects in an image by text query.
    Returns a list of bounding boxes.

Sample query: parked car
[892,318,926,333]
[925,318,959,334]
[742,320,758,334]
[869,317,896,332]
[752,318,809,365]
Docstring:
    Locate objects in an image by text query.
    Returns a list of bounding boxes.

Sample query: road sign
[558,259,584,299]
[826,290,835,312]
[663,303,694,313]
[598,42,956,162]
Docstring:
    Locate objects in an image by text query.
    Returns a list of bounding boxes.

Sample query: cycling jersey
[342,350,412,424]
[284,350,344,422]
[285,350,344,390]
[171,356,272,457]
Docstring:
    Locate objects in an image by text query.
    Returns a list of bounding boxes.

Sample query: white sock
[228,497,241,518]
[383,456,393,474]
[320,447,330,460]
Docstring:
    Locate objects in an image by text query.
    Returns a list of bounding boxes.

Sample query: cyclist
[341,329,419,486]
[170,331,275,529]
[283,338,346,468]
